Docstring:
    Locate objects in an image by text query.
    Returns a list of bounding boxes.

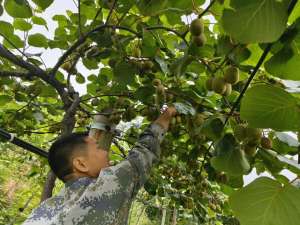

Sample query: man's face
[82,136,110,177]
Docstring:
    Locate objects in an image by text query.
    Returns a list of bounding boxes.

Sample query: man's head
[48,132,110,182]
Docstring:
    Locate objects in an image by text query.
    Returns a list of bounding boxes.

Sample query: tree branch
[78,0,82,37]
[0,44,67,104]
[0,70,31,78]
[49,24,139,77]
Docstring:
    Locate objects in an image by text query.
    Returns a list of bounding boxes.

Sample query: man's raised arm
[111,106,176,195]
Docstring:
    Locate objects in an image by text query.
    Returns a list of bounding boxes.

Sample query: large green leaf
[221,0,288,43]
[0,21,14,36]
[0,95,12,105]
[3,34,24,49]
[113,61,137,85]
[31,0,54,10]
[210,134,250,176]
[229,177,300,225]
[4,0,32,18]
[240,85,300,131]
[137,0,168,16]
[28,33,48,48]
[265,46,300,80]
[13,19,32,31]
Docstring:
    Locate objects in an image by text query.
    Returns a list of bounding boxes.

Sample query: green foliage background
[0,0,300,224]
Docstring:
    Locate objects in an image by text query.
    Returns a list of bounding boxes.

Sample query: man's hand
[154,106,177,131]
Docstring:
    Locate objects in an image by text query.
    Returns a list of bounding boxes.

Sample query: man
[23,106,176,225]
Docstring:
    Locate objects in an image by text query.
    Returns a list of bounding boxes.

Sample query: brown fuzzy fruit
[108,59,117,68]
[222,83,232,96]
[91,98,100,106]
[143,61,154,71]
[261,137,272,149]
[194,113,205,126]
[61,62,72,72]
[245,127,262,142]
[152,78,161,86]
[212,77,226,94]
[190,19,204,36]
[193,34,207,47]
[224,66,239,85]
[206,77,214,91]
[234,124,247,141]
[244,144,257,157]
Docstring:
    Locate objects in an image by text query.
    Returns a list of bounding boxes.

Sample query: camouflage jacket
[22,123,165,225]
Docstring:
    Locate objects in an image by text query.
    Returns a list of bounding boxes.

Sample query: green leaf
[265,46,300,80]
[173,102,196,116]
[32,16,48,28]
[288,1,300,24]
[4,0,32,18]
[229,177,300,225]
[28,33,48,48]
[0,95,12,105]
[200,116,224,141]
[240,85,300,131]
[137,0,168,16]
[221,0,288,43]
[31,0,54,10]
[75,73,86,84]
[0,21,14,36]
[113,61,137,85]
[13,19,32,31]
[3,34,24,49]
[141,31,158,57]
[210,134,250,176]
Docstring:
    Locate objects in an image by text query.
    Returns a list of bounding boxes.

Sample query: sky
[1,0,299,185]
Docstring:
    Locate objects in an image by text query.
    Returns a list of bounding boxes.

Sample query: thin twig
[105,0,118,25]
[198,0,216,18]
[78,0,82,37]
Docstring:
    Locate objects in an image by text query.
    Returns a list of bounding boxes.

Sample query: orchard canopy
[1,0,300,224]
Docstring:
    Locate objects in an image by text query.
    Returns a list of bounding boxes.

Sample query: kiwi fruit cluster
[234,125,272,156]
[234,125,262,156]
[190,18,206,47]
[205,66,240,96]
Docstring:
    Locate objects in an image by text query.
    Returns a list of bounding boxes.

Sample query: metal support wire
[0,127,49,158]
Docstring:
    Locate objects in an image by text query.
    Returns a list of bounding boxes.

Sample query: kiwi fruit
[176,116,182,124]
[152,78,161,86]
[143,61,154,71]
[234,124,247,141]
[206,77,214,91]
[61,62,72,72]
[194,113,205,126]
[245,127,261,141]
[190,19,204,36]
[222,83,232,96]
[108,59,117,68]
[212,77,226,94]
[261,137,272,149]
[193,34,207,47]
[224,66,239,85]
[243,144,257,157]
[91,98,100,106]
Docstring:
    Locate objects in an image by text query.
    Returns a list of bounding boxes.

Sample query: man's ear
[72,156,89,173]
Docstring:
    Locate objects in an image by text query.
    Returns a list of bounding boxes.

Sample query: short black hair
[48,132,89,182]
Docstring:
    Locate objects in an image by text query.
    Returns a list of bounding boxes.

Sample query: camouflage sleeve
[109,123,165,194]
[124,123,165,193]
